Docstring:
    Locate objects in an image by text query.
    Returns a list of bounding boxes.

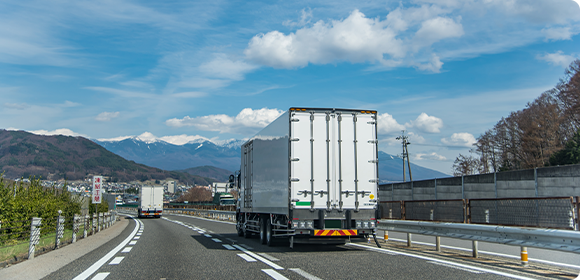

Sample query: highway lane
[43,213,576,279]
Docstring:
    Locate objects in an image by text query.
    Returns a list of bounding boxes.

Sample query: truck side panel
[241,111,289,215]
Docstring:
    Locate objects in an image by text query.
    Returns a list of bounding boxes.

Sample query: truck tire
[243,225,251,238]
[266,219,274,246]
[259,217,267,244]
[236,222,244,237]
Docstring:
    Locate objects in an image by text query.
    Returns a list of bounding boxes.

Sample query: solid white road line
[109,257,124,265]
[288,268,323,280]
[233,245,283,270]
[382,237,580,270]
[237,253,257,262]
[347,243,536,280]
[90,272,110,280]
[121,247,132,253]
[427,261,484,274]
[72,218,141,280]
[262,269,289,280]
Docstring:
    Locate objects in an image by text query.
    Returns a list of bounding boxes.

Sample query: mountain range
[0,130,217,185]
[95,136,449,182]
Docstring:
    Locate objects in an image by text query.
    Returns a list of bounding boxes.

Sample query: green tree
[550,130,580,166]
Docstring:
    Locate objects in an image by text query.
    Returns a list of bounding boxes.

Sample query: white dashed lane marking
[129,241,137,245]
[262,269,289,280]
[258,253,279,261]
[121,247,132,253]
[289,268,323,280]
[223,244,236,250]
[238,254,257,262]
[212,238,222,243]
[90,272,110,280]
[109,257,124,265]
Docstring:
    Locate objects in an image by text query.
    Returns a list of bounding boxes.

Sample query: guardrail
[380,196,579,230]
[117,207,237,222]
[164,209,236,221]
[0,210,118,267]
[377,219,580,265]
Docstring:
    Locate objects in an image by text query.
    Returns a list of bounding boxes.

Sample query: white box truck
[235,108,380,248]
[138,186,164,218]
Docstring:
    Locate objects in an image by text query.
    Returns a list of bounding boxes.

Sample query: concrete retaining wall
[378,164,580,201]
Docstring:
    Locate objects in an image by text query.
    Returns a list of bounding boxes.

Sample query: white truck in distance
[235,107,380,248]
[138,186,164,218]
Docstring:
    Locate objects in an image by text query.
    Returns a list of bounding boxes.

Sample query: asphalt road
[38,214,579,280]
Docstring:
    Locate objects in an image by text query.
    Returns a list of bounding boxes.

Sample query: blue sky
[1,0,579,174]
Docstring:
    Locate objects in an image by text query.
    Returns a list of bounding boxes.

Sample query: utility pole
[396,131,413,182]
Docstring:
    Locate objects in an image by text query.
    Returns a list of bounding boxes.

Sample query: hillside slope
[0,130,215,185]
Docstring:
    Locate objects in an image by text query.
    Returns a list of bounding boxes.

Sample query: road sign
[92,176,103,204]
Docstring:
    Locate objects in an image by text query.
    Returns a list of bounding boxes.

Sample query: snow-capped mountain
[93,135,449,182]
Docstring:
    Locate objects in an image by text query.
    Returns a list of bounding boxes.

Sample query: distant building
[167,181,176,193]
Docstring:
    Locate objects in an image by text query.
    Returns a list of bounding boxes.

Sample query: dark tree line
[454,60,580,176]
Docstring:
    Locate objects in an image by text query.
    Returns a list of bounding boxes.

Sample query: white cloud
[245,9,405,69]
[4,103,29,110]
[541,27,574,41]
[377,113,405,134]
[171,91,207,98]
[415,54,444,73]
[441,132,476,147]
[413,16,464,49]
[407,132,426,144]
[406,112,444,133]
[537,51,576,68]
[413,152,447,161]
[199,54,258,81]
[165,108,284,135]
[27,128,87,138]
[283,8,313,27]
[483,0,580,24]
[95,111,120,121]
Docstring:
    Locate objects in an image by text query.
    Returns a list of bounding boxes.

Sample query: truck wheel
[266,219,274,247]
[243,225,251,238]
[259,217,267,244]
[236,222,244,237]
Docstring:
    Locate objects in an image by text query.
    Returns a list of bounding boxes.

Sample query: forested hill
[0,130,214,185]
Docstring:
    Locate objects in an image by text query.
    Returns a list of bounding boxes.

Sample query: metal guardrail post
[84,215,88,238]
[472,241,479,258]
[576,196,580,231]
[29,217,41,260]
[73,214,79,243]
[521,246,528,266]
[55,210,64,249]
[384,230,388,242]
[98,213,103,232]
[92,213,97,234]
[436,236,441,252]
[407,233,412,247]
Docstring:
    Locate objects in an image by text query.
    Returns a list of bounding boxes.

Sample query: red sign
[92,176,103,204]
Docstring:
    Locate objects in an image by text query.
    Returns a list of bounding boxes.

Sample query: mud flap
[373,233,381,248]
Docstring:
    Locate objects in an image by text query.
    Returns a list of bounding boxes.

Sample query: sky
[1,0,580,175]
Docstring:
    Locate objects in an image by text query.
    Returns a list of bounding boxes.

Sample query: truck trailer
[236,107,381,248]
[138,186,164,218]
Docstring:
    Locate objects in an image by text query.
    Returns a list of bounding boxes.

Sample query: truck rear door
[291,109,378,211]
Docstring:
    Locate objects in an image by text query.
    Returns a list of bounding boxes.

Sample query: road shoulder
[0,216,129,280]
